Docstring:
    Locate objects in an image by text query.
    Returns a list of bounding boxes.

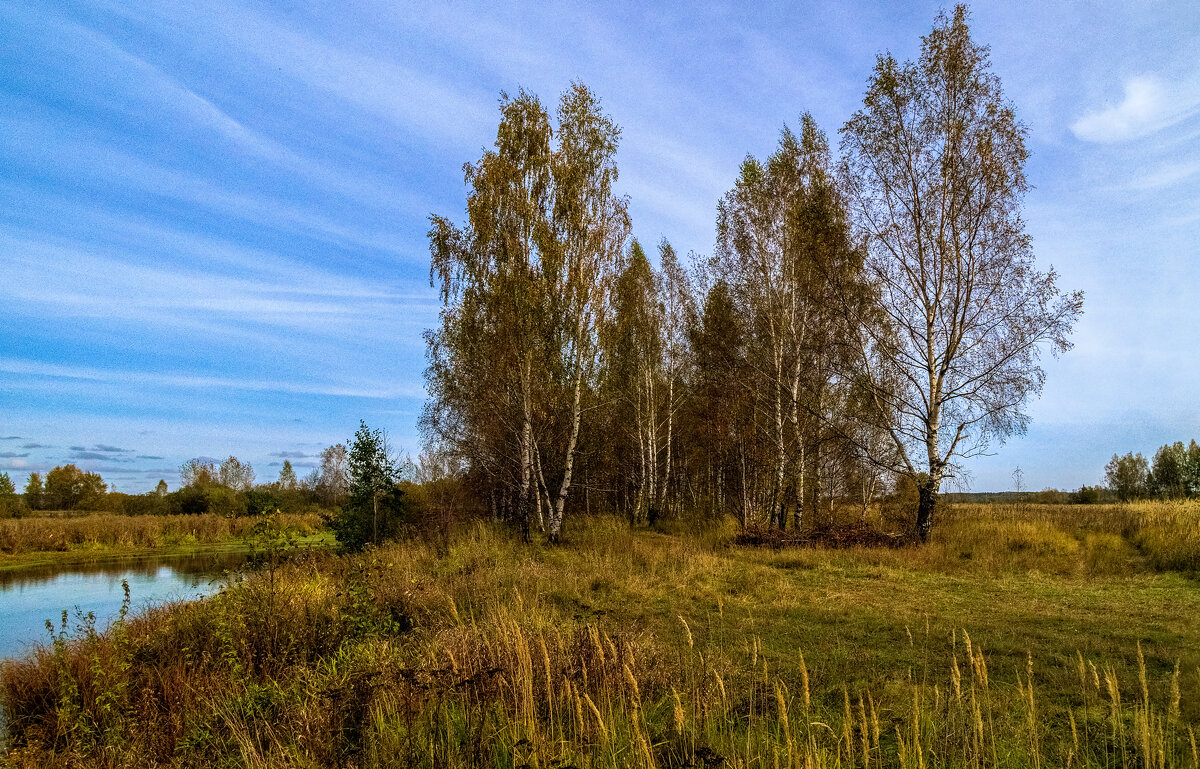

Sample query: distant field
[0,512,327,570]
[2,501,1199,767]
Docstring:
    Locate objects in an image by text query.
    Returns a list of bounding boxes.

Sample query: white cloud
[199,4,495,149]
[15,12,427,216]
[1126,158,1200,191]
[1071,75,1200,143]
[0,358,425,400]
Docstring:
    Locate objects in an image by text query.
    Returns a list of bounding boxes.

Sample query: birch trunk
[549,367,585,543]
[789,371,805,530]
[517,363,535,539]
[773,346,786,530]
[659,375,674,517]
[646,366,658,523]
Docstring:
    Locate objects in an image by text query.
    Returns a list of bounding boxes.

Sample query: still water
[0,552,249,660]
[0,553,249,743]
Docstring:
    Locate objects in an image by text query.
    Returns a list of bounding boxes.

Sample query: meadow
[0,512,326,571]
[1,501,1199,768]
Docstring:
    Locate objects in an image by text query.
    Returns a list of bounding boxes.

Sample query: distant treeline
[941,488,1114,505]
[0,423,444,555]
[1104,440,1200,502]
[0,450,347,519]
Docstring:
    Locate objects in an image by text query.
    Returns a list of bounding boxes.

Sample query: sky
[2,1,1198,494]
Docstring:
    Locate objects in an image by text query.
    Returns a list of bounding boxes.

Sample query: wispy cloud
[0,131,422,260]
[0,437,20,441]
[1125,158,1200,191]
[0,358,425,400]
[72,451,135,462]
[0,228,437,348]
[12,10,430,218]
[0,452,30,459]
[1072,75,1200,143]
[200,4,495,148]
[270,451,311,459]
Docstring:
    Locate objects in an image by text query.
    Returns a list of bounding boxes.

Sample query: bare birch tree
[839,6,1083,541]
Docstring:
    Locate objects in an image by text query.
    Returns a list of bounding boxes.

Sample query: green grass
[3,502,1199,767]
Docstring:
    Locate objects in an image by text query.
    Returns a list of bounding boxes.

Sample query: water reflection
[0,551,254,747]
[0,551,251,660]
[0,550,250,590]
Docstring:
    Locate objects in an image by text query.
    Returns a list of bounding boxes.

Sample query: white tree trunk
[659,375,674,514]
[517,365,535,535]
[550,368,585,541]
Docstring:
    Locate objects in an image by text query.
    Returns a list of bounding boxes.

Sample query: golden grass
[2,502,1199,767]
[0,513,322,554]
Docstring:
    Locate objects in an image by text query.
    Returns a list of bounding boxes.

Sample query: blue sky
[2,1,1198,493]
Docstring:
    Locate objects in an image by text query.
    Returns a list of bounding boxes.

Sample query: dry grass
[2,502,1200,767]
[0,513,322,555]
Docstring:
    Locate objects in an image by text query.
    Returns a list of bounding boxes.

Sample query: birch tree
[603,240,664,523]
[426,83,628,542]
[542,84,629,541]
[839,6,1083,541]
[714,116,862,529]
[685,279,758,524]
[655,240,696,519]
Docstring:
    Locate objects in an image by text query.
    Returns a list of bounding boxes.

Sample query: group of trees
[20,465,108,511]
[423,7,1082,541]
[2,10,1085,545]
[172,424,415,550]
[1105,440,1200,501]
[0,447,353,518]
[166,445,373,518]
[0,422,416,552]
[1,465,108,515]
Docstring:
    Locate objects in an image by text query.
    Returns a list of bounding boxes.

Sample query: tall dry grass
[0,513,322,554]
[828,501,1200,576]
[3,512,1199,767]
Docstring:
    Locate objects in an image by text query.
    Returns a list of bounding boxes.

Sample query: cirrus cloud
[1072,75,1200,143]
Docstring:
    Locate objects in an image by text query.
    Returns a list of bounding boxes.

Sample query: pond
[0,551,250,742]
[0,551,252,660]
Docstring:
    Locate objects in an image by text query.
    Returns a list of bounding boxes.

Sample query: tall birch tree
[714,116,862,529]
[603,240,664,523]
[425,83,628,542]
[839,6,1083,541]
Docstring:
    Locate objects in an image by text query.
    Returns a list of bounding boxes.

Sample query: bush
[169,485,247,517]
[325,486,413,551]
[0,494,29,519]
[1069,485,1104,504]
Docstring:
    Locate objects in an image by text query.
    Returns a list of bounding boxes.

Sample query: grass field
[0,512,327,572]
[2,501,1198,767]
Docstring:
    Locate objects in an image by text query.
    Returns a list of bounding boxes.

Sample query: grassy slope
[445,509,1200,718]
